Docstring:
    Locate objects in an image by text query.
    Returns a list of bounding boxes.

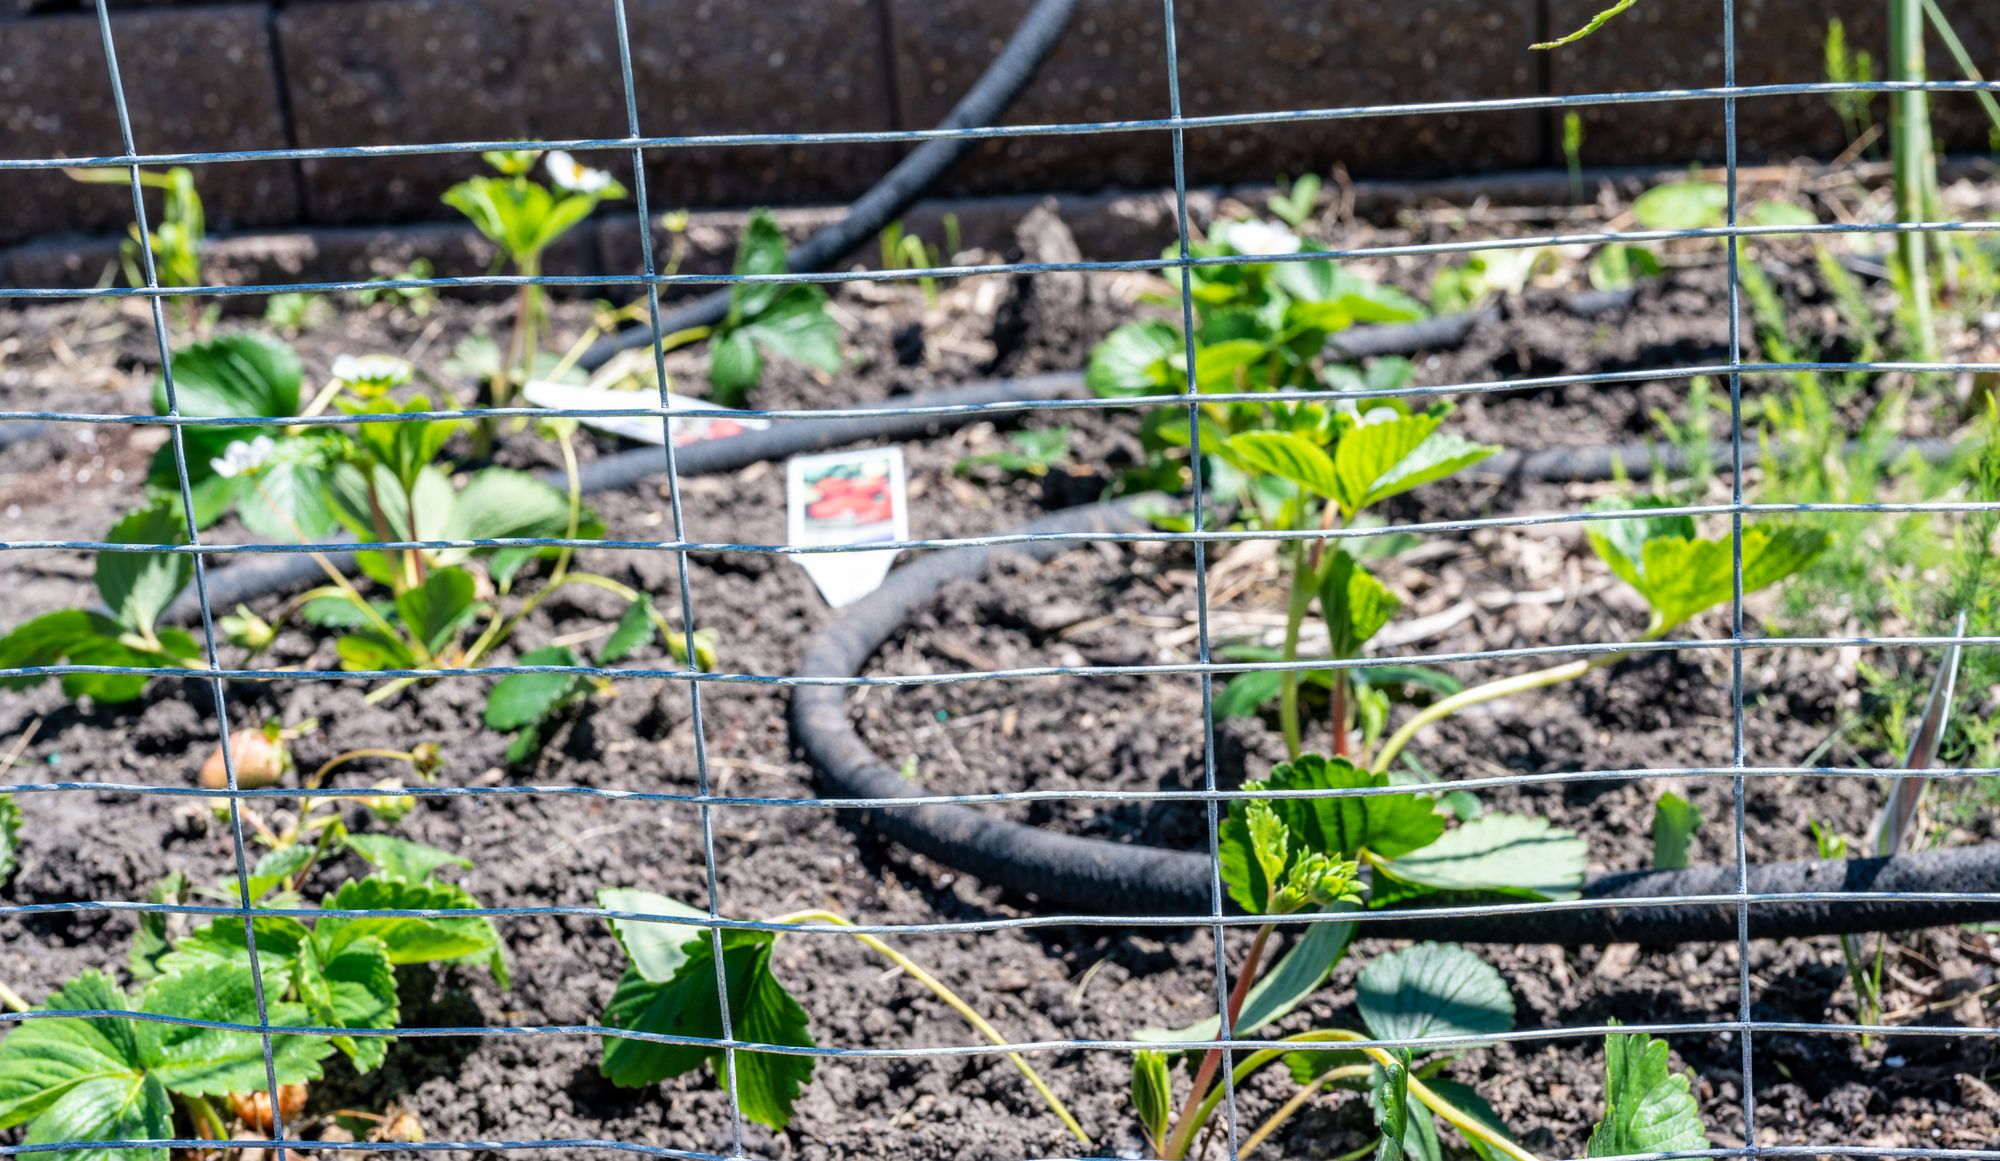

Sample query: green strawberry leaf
[1227,431,1340,499]
[484,645,586,732]
[1586,508,1827,630]
[394,566,482,658]
[739,288,841,377]
[598,887,711,983]
[153,334,302,422]
[246,845,316,902]
[0,795,19,887]
[96,502,192,638]
[233,436,339,543]
[342,834,471,883]
[0,612,120,692]
[0,972,144,1130]
[1631,181,1727,231]
[1087,322,1181,398]
[601,597,658,664]
[300,595,394,629]
[136,963,330,1096]
[1364,431,1498,508]
[1133,917,1354,1045]
[445,468,580,547]
[1356,942,1514,1047]
[1371,814,1589,904]
[23,1070,172,1161]
[318,876,503,974]
[1423,1079,1519,1161]
[1333,412,1442,515]
[708,330,762,407]
[1322,550,1400,659]
[1214,670,1287,719]
[1223,756,1442,911]
[154,916,310,985]
[600,929,814,1131]
[1586,1028,1711,1156]
[1651,792,1702,870]
[128,873,189,984]
[727,210,792,321]
[298,934,399,1073]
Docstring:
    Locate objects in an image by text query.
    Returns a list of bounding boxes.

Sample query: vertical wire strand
[1722,0,1759,1154]
[608,2,748,1156]
[87,3,290,1155]
[1158,1,1244,1156]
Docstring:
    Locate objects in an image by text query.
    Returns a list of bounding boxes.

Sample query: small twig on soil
[0,718,42,772]
[1879,979,2000,1023]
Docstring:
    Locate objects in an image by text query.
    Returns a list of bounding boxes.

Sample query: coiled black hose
[791,499,2000,945]
[574,0,1081,372]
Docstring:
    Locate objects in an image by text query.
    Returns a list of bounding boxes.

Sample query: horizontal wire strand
[4,219,1998,301]
[4,78,1997,172]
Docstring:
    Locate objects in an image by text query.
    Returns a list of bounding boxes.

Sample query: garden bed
[2,183,1998,1160]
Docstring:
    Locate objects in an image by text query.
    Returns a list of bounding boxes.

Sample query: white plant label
[523,380,769,447]
[786,446,910,608]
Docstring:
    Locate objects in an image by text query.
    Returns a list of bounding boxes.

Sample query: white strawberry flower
[332,353,413,392]
[209,435,276,479]
[1224,218,1303,258]
[545,150,619,196]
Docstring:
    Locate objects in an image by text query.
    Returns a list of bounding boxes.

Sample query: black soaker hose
[791,499,2000,945]
[574,0,1080,372]
[162,374,1082,624]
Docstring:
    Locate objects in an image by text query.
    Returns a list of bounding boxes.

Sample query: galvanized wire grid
[0,0,1996,1158]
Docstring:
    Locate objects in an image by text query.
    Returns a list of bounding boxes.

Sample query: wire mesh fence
[1,0,1999,1159]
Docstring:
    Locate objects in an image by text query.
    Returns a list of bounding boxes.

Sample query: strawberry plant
[591,889,1086,1139]
[1125,752,1585,1159]
[1364,503,1826,775]
[1088,212,1493,760]
[0,332,711,753]
[953,428,1074,481]
[584,754,1605,1155]
[0,499,204,704]
[703,211,843,406]
[444,149,628,440]
[65,165,210,332]
[0,815,504,1157]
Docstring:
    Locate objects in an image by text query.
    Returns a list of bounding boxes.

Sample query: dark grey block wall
[0,0,1995,249]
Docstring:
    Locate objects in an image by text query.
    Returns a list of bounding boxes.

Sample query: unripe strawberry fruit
[230,1083,308,1133]
[199,729,289,790]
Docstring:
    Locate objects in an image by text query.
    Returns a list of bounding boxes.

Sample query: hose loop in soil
[790,498,2000,945]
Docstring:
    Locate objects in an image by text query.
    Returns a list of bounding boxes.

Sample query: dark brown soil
[1,195,1997,1161]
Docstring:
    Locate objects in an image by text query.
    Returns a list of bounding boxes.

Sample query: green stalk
[1889,0,1938,363]
[770,911,1089,1144]
[1162,923,1275,1160]
[1923,0,2000,141]
[1369,617,1671,776]
[1238,1064,1375,1156]
[1177,1029,1539,1161]
[1278,544,1316,761]
[364,570,687,705]
[183,1093,229,1142]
